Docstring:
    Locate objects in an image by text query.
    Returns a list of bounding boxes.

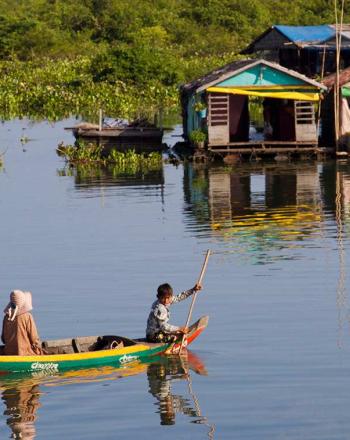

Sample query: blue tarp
[275,25,335,44]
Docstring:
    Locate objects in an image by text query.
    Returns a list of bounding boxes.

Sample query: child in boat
[2,290,45,355]
[146,282,202,343]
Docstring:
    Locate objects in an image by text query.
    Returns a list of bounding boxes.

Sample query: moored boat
[66,121,164,144]
[0,316,208,374]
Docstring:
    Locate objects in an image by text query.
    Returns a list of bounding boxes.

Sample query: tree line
[0,1,343,83]
[0,0,346,118]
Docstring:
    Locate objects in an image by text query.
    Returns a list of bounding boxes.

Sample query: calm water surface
[0,119,350,439]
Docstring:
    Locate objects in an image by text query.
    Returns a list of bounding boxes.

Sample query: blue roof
[275,25,335,43]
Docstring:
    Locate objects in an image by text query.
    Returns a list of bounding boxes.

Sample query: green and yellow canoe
[0,316,208,374]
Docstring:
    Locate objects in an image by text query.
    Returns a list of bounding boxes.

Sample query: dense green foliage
[0,0,347,118]
[0,57,178,119]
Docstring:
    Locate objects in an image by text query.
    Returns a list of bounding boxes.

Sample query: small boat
[66,121,164,144]
[0,316,208,374]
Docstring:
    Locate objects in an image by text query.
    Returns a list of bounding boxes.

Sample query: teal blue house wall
[217,65,306,87]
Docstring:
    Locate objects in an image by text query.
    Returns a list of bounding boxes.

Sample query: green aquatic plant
[57,142,104,164]
[57,142,162,176]
[0,57,179,120]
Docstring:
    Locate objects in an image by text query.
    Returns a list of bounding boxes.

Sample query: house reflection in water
[320,161,350,345]
[184,162,323,261]
[320,161,350,219]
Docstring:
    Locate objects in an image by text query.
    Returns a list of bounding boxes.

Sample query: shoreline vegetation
[0,57,179,121]
[0,54,236,121]
[0,1,337,121]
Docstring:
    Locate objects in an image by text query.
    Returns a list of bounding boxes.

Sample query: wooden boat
[0,316,208,374]
[66,123,164,143]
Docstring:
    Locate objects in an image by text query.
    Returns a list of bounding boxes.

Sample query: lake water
[0,119,350,439]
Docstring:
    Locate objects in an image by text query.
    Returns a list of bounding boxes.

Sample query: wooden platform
[208,140,325,155]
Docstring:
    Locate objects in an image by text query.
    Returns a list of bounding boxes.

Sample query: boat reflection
[0,351,213,439]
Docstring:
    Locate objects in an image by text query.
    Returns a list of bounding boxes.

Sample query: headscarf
[4,290,33,321]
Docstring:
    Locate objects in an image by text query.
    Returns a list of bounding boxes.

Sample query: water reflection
[56,158,350,266]
[147,354,212,430]
[0,352,212,439]
[326,162,350,346]
[58,163,164,190]
[2,380,40,439]
[184,162,325,263]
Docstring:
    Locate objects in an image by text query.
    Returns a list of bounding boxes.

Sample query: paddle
[179,249,211,354]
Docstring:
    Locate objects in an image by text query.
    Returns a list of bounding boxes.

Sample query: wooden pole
[334,0,338,150]
[317,46,327,139]
[338,0,345,153]
[334,0,345,152]
[179,250,211,354]
[99,108,103,132]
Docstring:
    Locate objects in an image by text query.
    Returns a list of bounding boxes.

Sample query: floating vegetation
[57,142,163,176]
[57,143,104,164]
[0,57,178,121]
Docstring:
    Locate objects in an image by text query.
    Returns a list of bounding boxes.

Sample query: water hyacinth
[0,57,179,121]
[57,142,162,176]
[57,143,104,163]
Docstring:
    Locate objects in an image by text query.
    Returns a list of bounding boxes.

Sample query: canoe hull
[0,316,209,373]
[0,344,168,374]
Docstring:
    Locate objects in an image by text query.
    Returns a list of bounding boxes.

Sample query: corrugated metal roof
[330,24,350,32]
[322,66,350,88]
[275,25,334,44]
[341,31,350,40]
[242,24,350,53]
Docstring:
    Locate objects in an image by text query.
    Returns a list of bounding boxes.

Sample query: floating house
[180,59,326,156]
[320,66,350,149]
[241,25,350,77]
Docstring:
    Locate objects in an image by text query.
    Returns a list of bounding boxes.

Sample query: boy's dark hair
[157,283,173,299]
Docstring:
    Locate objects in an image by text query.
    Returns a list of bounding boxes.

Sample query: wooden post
[334,0,345,153]
[334,0,339,150]
[159,107,163,130]
[99,109,103,132]
[317,46,327,138]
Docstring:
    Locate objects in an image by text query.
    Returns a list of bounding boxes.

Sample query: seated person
[2,290,44,355]
[146,282,201,343]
